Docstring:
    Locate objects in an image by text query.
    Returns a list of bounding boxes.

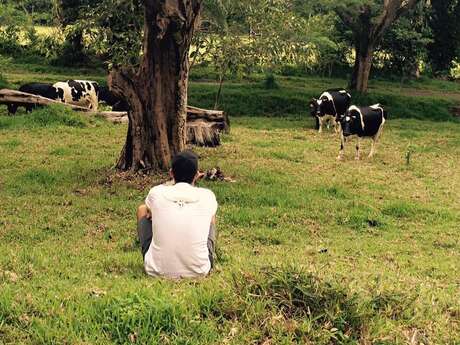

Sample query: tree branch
[335,6,357,29]
[373,0,420,39]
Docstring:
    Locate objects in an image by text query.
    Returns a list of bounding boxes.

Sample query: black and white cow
[336,104,387,160]
[52,80,100,111]
[7,83,61,114]
[98,86,129,112]
[309,89,351,133]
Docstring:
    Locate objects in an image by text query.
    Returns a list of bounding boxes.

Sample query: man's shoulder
[196,186,216,199]
[147,184,167,196]
[196,187,217,209]
[148,184,216,202]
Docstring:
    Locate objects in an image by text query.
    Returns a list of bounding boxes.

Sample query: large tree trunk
[349,8,373,93]
[353,45,374,93]
[109,0,202,172]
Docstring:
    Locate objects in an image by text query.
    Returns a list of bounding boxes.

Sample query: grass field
[0,62,459,344]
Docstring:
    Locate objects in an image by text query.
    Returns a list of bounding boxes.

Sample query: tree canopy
[2,0,460,87]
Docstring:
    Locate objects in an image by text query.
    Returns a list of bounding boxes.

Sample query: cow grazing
[52,80,100,111]
[7,83,60,114]
[98,86,129,112]
[309,89,351,133]
[336,104,387,160]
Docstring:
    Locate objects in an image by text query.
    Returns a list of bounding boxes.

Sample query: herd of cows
[3,80,387,160]
[6,80,127,114]
[309,89,387,160]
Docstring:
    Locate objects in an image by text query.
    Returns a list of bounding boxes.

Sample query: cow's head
[309,99,318,117]
[338,107,362,136]
[98,86,122,106]
[310,97,326,117]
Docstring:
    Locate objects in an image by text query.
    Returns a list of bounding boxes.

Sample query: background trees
[2,0,460,83]
[334,0,421,92]
[377,2,431,79]
[53,0,100,66]
[427,0,460,76]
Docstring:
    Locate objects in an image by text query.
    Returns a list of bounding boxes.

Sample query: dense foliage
[378,3,432,78]
[0,0,54,25]
[1,0,460,82]
[427,0,460,75]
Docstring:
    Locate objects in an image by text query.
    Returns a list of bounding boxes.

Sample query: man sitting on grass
[136,150,218,278]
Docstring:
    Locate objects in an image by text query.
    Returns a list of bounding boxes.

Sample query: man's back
[144,182,217,278]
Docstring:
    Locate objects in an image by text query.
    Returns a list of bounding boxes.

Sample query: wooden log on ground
[187,105,230,133]
[0,89,229,147]
[187,119,226,147]
[0,89,90,111]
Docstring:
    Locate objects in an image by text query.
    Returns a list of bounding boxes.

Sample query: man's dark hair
[171,150,199,184]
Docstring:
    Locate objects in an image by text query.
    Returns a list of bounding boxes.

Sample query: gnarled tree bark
[109,0,202,172]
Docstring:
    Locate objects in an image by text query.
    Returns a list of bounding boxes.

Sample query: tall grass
[0,104,90,129]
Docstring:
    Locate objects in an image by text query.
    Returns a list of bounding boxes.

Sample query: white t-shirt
[144,182,218,278]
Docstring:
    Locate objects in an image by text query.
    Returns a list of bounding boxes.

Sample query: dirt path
[393,88,460,102]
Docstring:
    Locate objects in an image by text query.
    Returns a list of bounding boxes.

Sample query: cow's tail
[374,103,388,119]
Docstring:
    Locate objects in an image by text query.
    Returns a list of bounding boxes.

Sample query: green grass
[0,104,91,130]
[0,62,460,344]
[0,105,459,343]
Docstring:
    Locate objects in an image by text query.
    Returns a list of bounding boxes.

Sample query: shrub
[263,73,279,89]
[0,72,9,88]
[0,25,23,56]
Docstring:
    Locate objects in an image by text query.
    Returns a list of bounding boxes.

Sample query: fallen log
[187,119,226,147]
[0,89,229,147]
[0,89,90,111]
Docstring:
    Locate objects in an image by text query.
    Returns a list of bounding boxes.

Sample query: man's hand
[194,171,206,185]
[197,171,206,180]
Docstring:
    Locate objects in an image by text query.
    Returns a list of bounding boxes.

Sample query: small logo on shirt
[175,200,186,207]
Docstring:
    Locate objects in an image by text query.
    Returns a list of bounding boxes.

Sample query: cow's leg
[369,135,380,158]
[368,124,385,158]
[314,116,320,131]
[337,130,345,160]
[355,137,361,160]
[7,104,18,115]
[318,117,323,133]
[334,119,340,134]
[90,94,98,111]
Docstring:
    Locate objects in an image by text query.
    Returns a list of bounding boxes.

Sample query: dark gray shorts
[137,217,217,268]
[137,217,153,257]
